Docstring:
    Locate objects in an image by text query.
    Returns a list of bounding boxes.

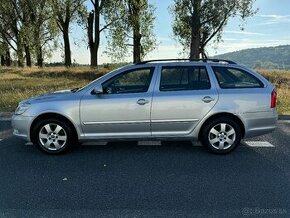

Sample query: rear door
[151,65,218,136]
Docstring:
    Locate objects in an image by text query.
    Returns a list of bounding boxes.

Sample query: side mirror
[92,85,103,95]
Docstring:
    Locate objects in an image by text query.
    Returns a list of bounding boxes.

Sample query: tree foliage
[0,0,60,67]
[23,0,59,67]
[105,0,157,63]
[0,0,25,66]
[171,0,257,59]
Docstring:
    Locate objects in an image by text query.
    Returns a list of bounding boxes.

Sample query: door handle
[137,99,149,105]
[202,96,215,103]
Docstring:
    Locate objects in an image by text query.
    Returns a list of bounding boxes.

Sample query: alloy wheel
[208,123,236,150]
[39,123,67,151]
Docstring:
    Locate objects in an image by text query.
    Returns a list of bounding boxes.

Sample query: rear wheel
[200,117,242,154]
[32,118,75,154]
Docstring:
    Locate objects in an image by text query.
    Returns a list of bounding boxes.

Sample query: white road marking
[278,120,290,124]
[243,141,275,148]
[0,139,2,142]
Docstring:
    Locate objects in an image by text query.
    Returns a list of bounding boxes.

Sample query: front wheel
[32,119,74,154]
[200,118,242,154]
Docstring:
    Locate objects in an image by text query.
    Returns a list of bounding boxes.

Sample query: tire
[31,118,76,154]
[200,117,242,154]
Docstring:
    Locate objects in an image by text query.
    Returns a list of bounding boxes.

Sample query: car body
[12,59,278,154]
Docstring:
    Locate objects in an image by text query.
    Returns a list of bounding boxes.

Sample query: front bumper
[11,114,34,142]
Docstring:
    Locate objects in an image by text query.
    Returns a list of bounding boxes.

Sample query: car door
[151,65,218,136]
[80,67,156,139]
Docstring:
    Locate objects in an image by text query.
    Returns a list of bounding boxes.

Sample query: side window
[212,67,264,89]
[160,66,211,91]
[102,68,154,94]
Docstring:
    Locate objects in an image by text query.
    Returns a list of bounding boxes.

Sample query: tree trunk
[16,34,24,67]
[133,30,142,63]
[190,29,200,59]
[88,12,97,67]
[1,55,5,66]
[6,49,11,66]
[189,0,201,60]
[17,52,24,67]
[128,0,142,63]
[37,47,44,68]
[34,27,44,68]
[88,4,100,68]
[24,44,32,67]
[17,47,24,68]
[94,7,100,67]
[63,24,72,67]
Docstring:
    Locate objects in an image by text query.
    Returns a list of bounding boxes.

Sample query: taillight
[271,90,277,108]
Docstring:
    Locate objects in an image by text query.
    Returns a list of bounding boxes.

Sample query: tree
[171,0,257,59]
[11,0,34,67]
[23,0,59,67]
[0,35,12,66]
[0,0,58,67]
[50,0,85,67]
[87,0,118,67]
[105,0,156,63]
[0,0,25,67]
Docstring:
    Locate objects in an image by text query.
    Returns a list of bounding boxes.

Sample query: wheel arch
[198,112,245,140]
[30,113,79,143]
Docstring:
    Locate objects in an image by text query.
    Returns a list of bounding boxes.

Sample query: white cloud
[223,38,240,41]
[225,30,267,36]
[257,14,290,25]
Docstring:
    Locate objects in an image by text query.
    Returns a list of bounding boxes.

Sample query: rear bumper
[243,110,278,138]
[11,114,34,142]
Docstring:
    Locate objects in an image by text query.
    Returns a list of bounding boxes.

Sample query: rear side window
[212,67,264,89]
[160,66,211,91]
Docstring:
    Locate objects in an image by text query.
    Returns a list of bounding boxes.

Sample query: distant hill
[214,45,290,69]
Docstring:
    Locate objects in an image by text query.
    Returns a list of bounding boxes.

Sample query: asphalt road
[0,120,290,218]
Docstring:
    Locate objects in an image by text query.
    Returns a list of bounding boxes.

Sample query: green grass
[0,67,289,114]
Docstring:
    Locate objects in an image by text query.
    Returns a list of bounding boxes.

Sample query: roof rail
[136,59,236,65]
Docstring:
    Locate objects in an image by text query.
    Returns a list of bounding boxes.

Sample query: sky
[48,0,290,64]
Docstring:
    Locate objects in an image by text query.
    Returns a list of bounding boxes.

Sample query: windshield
[75,66,129,92]
[74,72,109,93]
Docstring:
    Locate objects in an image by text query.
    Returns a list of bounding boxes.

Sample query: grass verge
[258,70,290,115]
[0,67,108,112]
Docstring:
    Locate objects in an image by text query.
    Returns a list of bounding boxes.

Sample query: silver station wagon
[12,59,278,154]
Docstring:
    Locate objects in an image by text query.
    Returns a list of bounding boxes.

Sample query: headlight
[15,103,30,115]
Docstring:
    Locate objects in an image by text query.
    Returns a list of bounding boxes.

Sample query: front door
[80,67,155,139]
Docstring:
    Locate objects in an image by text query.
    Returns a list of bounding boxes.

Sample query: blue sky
[49,0,290,64]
